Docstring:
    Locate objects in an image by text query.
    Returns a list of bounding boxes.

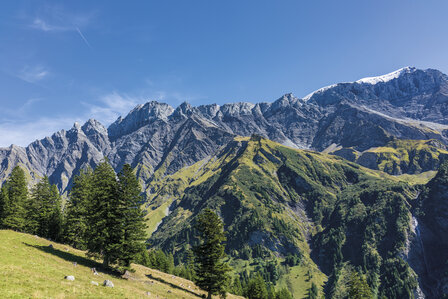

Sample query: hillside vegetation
[332,139,448,175]
[0,230,243,299]
[144,135,425,298]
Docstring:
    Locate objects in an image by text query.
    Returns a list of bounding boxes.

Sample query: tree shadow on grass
[22,242,121,277]
[24,242,204,296]
[146,273,203,298]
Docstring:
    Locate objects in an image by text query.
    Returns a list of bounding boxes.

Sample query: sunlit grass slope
[0,230,242,299]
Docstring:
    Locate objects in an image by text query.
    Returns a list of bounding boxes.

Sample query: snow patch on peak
[302,67,418,101]
[356,67,416,85]
[302,84,339,101]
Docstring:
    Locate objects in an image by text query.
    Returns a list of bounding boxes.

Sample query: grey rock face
[412,165,448,298]
[1,67,448,192]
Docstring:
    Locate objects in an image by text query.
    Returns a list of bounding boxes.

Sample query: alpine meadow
[2,1,448,299]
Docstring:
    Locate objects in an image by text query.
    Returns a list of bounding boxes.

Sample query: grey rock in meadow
[1,67,448,193]
[91,281,99,286]
[103,280,114,288]
[64,275,75,281]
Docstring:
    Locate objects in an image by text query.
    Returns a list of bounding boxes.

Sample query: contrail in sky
[76,27,92,48]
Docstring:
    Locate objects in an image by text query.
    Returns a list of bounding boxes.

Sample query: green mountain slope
[331,139,448,175]
[0,230,243,299]
[145,135,423,297]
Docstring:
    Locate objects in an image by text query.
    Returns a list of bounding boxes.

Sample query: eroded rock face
[1,67,448,192]
[410,162,448,298]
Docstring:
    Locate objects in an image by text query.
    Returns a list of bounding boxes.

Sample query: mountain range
[2,66,448,298]
[1,67,448,193]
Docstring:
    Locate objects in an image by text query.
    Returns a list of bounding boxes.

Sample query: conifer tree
[232,277,243,296]
[27,176,62,239]
[194,208,231,299]
[186,248,196,279]
[275,287,294,299]
[47,184,63,241]
[64,168,93,249]
[0,183,10,227]
[307,282,319,299]
[246,273,268,299]
[87,159,123,267]
[348,271,373,299]
[117,164,147,268]
[1,167,28,231]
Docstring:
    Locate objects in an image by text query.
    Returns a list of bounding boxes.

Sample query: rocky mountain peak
[72,121,82,131]
[82,119,107,135]
[355,66,416,84]
[108,101,174,140]
[197,103,221,118]
[270,93,301,111]
[220,102,255,116]
[172,101,194,118]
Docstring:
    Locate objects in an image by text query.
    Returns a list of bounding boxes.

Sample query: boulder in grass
[103,280,114,288]
[121,270,131,280]
[91,281,99,286]
[64,275,75,281]
[48,244,54,249]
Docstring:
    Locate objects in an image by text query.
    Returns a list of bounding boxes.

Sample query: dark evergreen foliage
[349,271,373,299]
[246,273,268,299]
[1,167,28,231]
[117,164,147,268]
[194,208,231,298]
[27,177,63,240]
[86,159,122,267]
[307,282,319,299]
[64,167,93,249]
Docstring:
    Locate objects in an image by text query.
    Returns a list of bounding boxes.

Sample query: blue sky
[1,1,448,147]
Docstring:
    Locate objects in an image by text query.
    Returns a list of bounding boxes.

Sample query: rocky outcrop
[411,162,448,298]
[332,139,448,175]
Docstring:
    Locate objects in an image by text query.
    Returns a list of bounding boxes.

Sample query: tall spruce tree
[27,176,62,239]
[307,282,319,299]
[246,273,269,299]
[0,182,10,227]
[87,159,123,267]
[1,166,28,231]
[348,271,373,299]
[64,168,93,249]
[47,184,63,241]
[194,208,231,299]
[117,164,147,268]
[275,287,294,299]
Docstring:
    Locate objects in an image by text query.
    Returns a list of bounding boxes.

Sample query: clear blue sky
[1,0,448,146]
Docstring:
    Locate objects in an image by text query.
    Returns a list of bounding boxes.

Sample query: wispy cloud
[83,92,141,124]
[0,87,202,147]
[31,18,67,32]
[16,65,49,83]
[0,99,79,147]
[0,117,81,148]
[0,92,140,147]
[30,6,94,48]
